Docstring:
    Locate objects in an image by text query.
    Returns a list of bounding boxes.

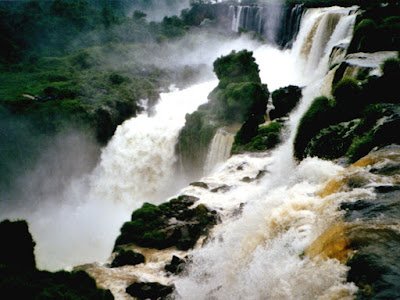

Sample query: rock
[241,170,268,183]
[126,282,174,300]
[210,185,230,193]
[165,255,186,275]
[111,249,145,268]
[190,182,209,189]
[0,219,36,270]
[114,196,217,251]
[270,85,302,119]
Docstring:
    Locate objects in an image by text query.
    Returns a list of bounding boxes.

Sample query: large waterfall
[171,7,359,299]
[63,5,363,299]
[7,2,392,298]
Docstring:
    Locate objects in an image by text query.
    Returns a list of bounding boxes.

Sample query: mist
[0,0,283,271]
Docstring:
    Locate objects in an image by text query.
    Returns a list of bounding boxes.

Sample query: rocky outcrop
[332,51,398,86]
[0,219,113,299]
[126,281,174,300]
[111,249,145,268]
[114,195,217,251]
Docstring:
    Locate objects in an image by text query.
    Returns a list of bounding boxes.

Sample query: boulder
[111,249,145,268]
[126,282,174,300]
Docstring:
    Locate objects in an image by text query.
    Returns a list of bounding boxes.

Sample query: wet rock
[190,182,209,189]
[210,185,230,193]
[241,170,268,182]
[114,196,217,251]
[374,185,400,193]
[126,282,174,300]
[111,249,145,268]
[165,255,186,275]
[371,163,400,175]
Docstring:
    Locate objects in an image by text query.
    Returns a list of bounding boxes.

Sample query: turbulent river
[3,4,400,300]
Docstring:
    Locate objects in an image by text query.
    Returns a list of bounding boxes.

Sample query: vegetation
[114,195,217,251]
[269,85,302,120]
[178,50,269,174]
[0,219,113,299]
[295,56,400,161]
[348,1,400,53]
[232,121,284,154]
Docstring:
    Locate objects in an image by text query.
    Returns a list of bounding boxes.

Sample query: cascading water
[228,3,283,44]
[0,81,216,271]
[203,127,238,175]
[170,6,360,299]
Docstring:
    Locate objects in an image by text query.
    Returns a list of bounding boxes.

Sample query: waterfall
[203,127,237,175]
[90,81,217,206]
[171,7,359,299]
[228,3,304,48]
[292,6,357,79]
[228,3,283,44]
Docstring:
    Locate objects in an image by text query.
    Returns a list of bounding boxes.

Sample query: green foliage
[115,196,217,250]
[348,3,400,53]
[213,50,261,89]
[294,96,336,160]
[232,121,284,154]
[213,82,268,123]
[270,85,302,119]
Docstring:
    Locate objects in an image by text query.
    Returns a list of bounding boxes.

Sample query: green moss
[213,50,261,89]
[270,85,302,119]
[294,96,336,160]
[115,196,217,251]
[232,121,283,154]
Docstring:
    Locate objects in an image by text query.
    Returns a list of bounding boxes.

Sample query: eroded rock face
[114,195,217,251]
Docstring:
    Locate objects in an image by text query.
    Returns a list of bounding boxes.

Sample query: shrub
[270,85,302,119]
[294,96,335,160]
[232,121,283,154]
[213,50,261,89]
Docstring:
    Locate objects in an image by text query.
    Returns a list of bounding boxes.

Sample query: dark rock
[241,170,267,182]
[0,219,36,270]
[371,163,400,175]
[374,185,400,193]
[190,182,209,189]
[111,249,145,268]
[210,185,231,193]
[165,255,186,275]
[126,282,174,300]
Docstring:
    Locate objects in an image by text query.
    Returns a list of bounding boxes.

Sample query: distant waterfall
[228,3,304,47]
[203,128,236,175]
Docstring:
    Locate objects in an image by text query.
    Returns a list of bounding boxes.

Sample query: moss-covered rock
[294,96,336,160]
[212,50,261,89]
[111,249,145,268]
[269,85,302,120]
[177,50,269,175]
[304,120,360,160]
[114,195,217,251]
[232,121,284,154]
